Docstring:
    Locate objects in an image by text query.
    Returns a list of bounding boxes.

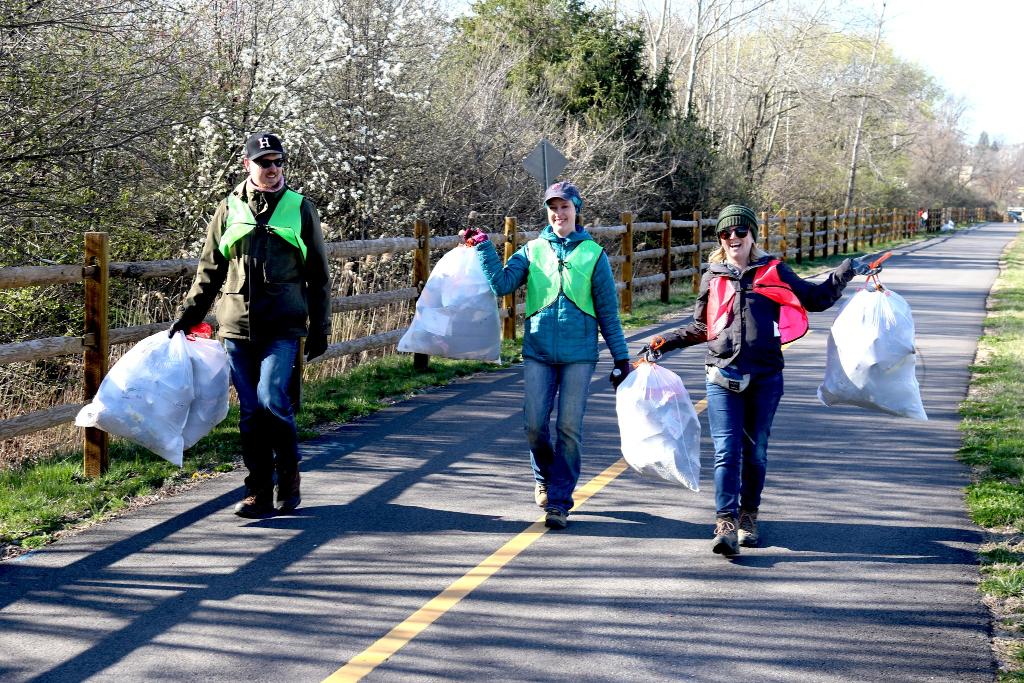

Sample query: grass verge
[957,231,1024,681]
[0,225,949,557]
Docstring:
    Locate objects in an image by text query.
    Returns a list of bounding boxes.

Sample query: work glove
[851,251,888,276]
[610,359,631,390]
[167,318,191,338]
[458,227,489,247]
[305,332,329,362]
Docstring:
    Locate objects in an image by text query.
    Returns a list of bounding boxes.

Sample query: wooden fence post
[412,219,430,371]
[620,212,634,314]
[832,210,839,256]
[794,211,803,264]
[759,210,769,257]
[841,208,849,254]
[83,232,110,478]
[661,211,672,303]
[851,208,860,253]
[502,217,518,340]
[864,208,872,249]
[691,211,702,293]
[808,210,816,261]
[778,209,789,262]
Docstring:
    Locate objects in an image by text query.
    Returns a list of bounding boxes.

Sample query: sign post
[523,138,567,188]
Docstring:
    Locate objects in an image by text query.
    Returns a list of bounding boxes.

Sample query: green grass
[981,564,1024,598]
[953,231,1024,677]
[621,289,697,328]
[959,236,1024,533]
[0,224,961,553]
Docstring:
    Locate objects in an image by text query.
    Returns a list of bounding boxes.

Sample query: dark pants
[224,338,300,494]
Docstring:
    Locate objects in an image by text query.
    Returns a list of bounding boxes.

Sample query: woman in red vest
[641,205,880,556]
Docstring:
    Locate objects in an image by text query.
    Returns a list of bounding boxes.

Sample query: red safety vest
[706,259,808,344]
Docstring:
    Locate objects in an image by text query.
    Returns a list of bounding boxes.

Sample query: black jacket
[662,255,855,375]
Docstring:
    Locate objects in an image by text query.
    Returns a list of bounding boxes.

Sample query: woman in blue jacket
[461,181,631,530]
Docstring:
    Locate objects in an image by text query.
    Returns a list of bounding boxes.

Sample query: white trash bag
[398,245,501,362]
[817,285,927,420]
[181,336,230,449]
[615,362,701,491]
[75,332,195,465]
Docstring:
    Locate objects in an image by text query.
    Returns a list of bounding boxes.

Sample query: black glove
[851,251,887,276]
[168,318,190,338]
[305,332,329,362]
[610,359,631,390]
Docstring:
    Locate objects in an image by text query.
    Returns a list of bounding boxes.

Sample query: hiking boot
[544,507,568,530]
[712,515,739,556]
[276,469,301,514]
[234,491,275,518]
[534,481,548,508]
[738,509,759,547]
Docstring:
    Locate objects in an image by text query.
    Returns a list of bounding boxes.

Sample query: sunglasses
[252,157,285,168]
[717,226,750,240]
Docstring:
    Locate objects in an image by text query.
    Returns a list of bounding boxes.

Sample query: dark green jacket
[179,180,332,341]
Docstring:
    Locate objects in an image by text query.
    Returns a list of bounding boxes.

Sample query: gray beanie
[716,204,759,241]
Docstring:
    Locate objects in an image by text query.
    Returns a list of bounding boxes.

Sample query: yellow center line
[325,394,711,682]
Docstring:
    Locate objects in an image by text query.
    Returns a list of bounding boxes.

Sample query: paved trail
[0,223,1016,682]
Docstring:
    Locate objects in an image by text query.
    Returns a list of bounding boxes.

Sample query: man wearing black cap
[171,132,332,518]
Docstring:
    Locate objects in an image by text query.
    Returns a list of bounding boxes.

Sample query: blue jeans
[523,359,596,514]
[705,370,784,517]
[224,338,300,494]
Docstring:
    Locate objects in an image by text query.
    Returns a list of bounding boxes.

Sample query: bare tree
[842,0,885,213]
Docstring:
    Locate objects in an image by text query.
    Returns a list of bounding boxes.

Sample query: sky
[845,0,1023,144]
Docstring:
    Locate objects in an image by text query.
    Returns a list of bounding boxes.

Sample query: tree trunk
[843,1,886,214]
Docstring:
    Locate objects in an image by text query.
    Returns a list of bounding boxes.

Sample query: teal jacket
[476,226,629,364]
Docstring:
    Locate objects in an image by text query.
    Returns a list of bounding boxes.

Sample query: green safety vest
[220,189,308,261]
[524,238,603,318]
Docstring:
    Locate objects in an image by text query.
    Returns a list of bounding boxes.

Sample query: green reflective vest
[220,189,308,261]
[524,238,603,318]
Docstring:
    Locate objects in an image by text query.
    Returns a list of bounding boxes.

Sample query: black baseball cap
[245,132,286,160]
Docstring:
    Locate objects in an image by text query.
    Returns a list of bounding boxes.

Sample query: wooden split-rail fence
[0,205,991,475]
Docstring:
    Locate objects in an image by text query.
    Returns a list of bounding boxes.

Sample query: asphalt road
[0,223,1016,682]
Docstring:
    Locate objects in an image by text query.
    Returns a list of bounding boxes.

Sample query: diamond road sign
[523,139,567,188]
